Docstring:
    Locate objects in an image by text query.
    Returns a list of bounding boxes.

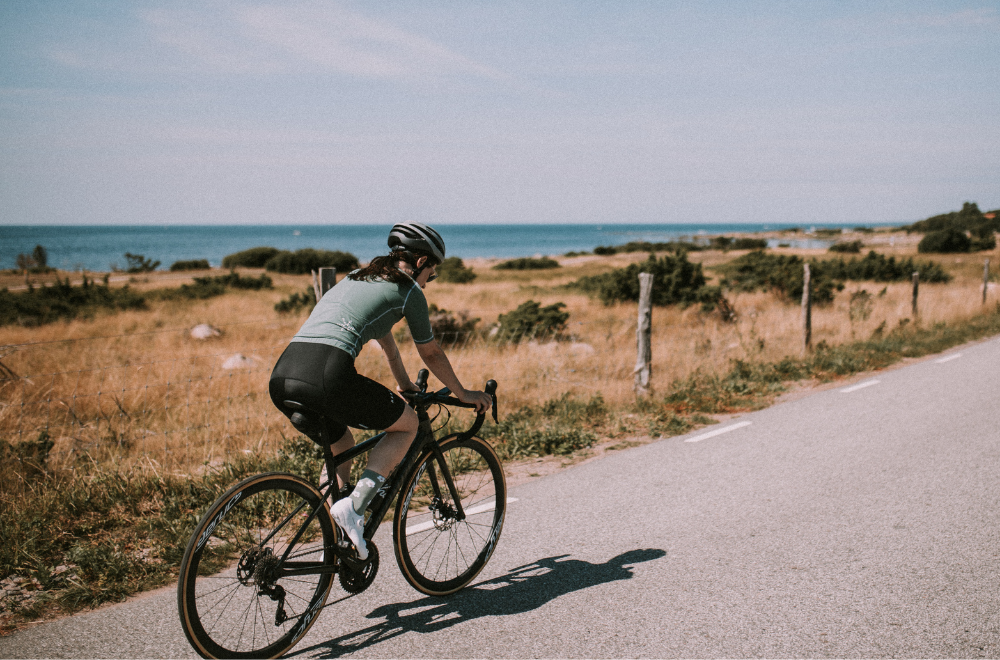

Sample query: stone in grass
[190,324,221,340]
[222,354,256,370]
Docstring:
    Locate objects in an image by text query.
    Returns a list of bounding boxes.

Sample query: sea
[0,223,889,273]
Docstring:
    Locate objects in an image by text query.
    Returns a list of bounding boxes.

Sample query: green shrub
[593,240,703,256]
[477,393,607,459]
[427,304,480,346]
[711,236,768,251]
[573,252,720,309]
[971,234,997,251]
[123,253,160,273]
[0,275,147,327]
[274,287,316,314]
[264,249,359,275]
[494,300,569,343]
[222,247,280,269]
[493,257,561,270]
[824,251,951,283]
[905,202,999,236]
[829,240,863,253]
[436,257,476,283]
[155,272,273,301]
[169,259,210,271]
[714,251,841,304]
[918,228,971,253]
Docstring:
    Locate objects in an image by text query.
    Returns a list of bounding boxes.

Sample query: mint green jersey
[292,273,434,357]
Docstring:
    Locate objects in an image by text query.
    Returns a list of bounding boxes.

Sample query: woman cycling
[268,222,492,560]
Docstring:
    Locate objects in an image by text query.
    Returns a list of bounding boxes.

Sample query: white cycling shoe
[331,497,368,560]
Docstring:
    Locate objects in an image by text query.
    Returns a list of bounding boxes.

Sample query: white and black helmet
[387,222,446,264]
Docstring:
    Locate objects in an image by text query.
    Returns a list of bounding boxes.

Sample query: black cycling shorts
[269,341,408,442]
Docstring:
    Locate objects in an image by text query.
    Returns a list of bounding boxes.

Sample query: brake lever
[485,379,498,423]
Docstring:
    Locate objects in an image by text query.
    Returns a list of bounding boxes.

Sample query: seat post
[317,424,342,499]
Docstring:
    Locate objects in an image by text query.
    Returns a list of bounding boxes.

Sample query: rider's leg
[365,405,418,477]
[341,405,418,516]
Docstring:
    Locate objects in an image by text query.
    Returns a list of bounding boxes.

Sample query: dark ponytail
[349,251,423,283]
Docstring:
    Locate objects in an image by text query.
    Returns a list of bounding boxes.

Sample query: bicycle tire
[393,435,506,596]
[177,472,337,659]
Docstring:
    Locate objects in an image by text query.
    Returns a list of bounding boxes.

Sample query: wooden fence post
[801,263,811,354]
[634,272,653,396]
[319,267,337,297]
[984,259,990,305]
[912,271,919,319]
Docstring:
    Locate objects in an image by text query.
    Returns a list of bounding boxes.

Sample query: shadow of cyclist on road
[296,548,666,658]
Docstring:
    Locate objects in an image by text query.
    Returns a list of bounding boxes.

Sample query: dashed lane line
[840,379,880,393]
[406,498,517,535]
[684,421,752,443]
[935,353,962,364]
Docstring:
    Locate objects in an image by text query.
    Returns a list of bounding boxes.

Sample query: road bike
[176,370,505,658]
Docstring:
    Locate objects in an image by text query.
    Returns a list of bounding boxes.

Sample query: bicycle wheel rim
[177,473,336,659]
[394,436,506,595]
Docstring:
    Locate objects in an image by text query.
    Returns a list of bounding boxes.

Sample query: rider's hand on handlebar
[457,389,493,414]
[397,383,419,397]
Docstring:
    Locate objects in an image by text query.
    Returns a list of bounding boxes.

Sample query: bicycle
[176,370,505,659]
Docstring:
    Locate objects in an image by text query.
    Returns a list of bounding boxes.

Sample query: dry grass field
[2,230,997,477]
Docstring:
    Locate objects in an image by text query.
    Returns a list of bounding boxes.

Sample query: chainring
[339,541,379,595]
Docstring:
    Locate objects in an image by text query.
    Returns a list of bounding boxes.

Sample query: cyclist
[268,222,492,560]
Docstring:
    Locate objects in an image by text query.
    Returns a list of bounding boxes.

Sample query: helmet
[387,222,446,264]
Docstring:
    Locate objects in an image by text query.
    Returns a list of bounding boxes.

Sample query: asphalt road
[3,336,999,658]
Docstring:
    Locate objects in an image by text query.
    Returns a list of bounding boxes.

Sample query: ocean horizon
[0,222,894,272]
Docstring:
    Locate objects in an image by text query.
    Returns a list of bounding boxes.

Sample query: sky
[1,1,998,226]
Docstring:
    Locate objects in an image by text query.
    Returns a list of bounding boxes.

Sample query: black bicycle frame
[273,404,464,580]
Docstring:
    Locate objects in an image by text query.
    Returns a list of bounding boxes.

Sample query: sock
[350,469,386,515]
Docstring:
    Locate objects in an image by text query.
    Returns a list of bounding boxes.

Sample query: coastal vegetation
[2,222,999,629]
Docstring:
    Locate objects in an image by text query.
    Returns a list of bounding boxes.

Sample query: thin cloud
[235,3,509,81]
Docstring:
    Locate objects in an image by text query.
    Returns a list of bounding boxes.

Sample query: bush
[222,247,280,269]
[905,202,999,236]
[971,234,997,252]
[494,300,569,343]
[824,251,951,283]
[573,251,720,309]
[156,272,273,300]
[169,259,210,271]
[711,236,768,251]
[493,257,561,270]
[264,249,359,275]
[593,241,703,256]
[714,251,841,304]
[829,240,863,253]
[427,304,480,345]
[436,257,476,283]
[918,228,971,253]
[0,275,147,327]
[123,253,160,273]
[477,393,606,459]
[274,288,316,314]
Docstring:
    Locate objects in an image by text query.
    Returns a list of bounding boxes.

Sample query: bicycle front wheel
[177,473,337,659]
[393,435,506,596]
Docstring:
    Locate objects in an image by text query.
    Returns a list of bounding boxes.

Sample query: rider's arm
[415,340,491,413]
[376,333,417,393]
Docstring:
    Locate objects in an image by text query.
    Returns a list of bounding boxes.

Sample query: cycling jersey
[292,272,433,357]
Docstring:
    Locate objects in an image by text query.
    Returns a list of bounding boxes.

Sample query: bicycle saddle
[282,400,323,438]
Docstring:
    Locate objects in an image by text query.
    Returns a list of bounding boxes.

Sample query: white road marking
[935,353,962,364]
[684,421,752,443]
[406,498,517,536]
[840,379,880,393]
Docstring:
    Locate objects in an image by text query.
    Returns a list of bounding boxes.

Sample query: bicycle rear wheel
[393,435,506,596]
[177,473,337,659]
